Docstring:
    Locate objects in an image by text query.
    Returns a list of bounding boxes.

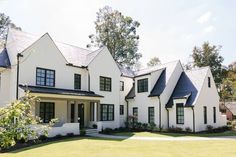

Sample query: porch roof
[19,85,103,98]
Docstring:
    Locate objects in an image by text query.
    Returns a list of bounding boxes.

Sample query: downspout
[86,67,90,91]
[16,53,23,99]
[158,96,162,129]
[165,108,169,129]
[191,107,195,132]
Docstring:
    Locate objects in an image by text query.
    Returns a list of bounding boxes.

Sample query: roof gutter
[191,106,195,132]
[158,96,162,130]
[66,63,87,69]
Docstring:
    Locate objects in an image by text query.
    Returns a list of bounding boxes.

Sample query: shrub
[102,128,113,134]
[38,135,48,141]
[66,133,74,137]
[54,134,63,139]
[168,126,183,133]
[80,129,86,136]
[185,127,192,133]
[232,121,236,129]
[92,124,97,129]
[148,122,156,131]
[141,123,148,130]
[206,125,213,132]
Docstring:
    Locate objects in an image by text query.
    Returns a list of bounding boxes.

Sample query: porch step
[85,129,99,135]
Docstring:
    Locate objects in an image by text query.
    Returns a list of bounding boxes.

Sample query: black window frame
[120,81,124,91]
[137,78,148,93]
[39,102,55,123]
[36,67,55,87]
[204,106,207,124]
[133,107,138,122]
[100,104,114,121]
[208,77,211,88]
[100,76,112,92]
[120,105,124,115]
[176,103,184,124]
[213,107,216,123]
[74,74,81,90]
[148,107,155,123]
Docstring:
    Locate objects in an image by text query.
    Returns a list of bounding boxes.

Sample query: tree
[192,42,224,86]
[0,93,55,149]
[87,6,142,67]
[147,57,161,67]
[0,13,21,46]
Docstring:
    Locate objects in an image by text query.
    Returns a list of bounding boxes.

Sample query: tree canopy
[192,42,225,86]
[87,6,142,67]
[147,57,161,67]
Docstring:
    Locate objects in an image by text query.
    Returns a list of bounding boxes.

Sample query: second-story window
[120,81,124,91]
[36,68,55,87]
[74,74,81,90]
[100,76,112,91]
[137,78,148,93]
[208,77,211,88]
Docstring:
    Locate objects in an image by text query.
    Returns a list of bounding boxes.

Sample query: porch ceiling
[19,84,103,100]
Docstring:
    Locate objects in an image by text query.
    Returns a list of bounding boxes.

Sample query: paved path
[89,133,236,141]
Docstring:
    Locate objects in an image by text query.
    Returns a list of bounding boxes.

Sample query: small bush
[102,128,113,134]
[185,127,192,133]
[232,121,236,129]
[54,134,63,139]
[141,123,148,130]
[17,138,27,144]
[80,129,86,136]
[168,126,183,133]
[92,124,97,129]
[206,125,213,132]
[66,133,74,137]
[38,135,48,141]
[148,122,156,131]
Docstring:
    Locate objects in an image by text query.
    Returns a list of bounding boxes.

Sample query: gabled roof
[166,67,209,108]
[19,84,103,98]
[0,48,11,68]
[125,83,135,99]
[148,69,166,97]
[225,102,236,115]
[6,28,102,67]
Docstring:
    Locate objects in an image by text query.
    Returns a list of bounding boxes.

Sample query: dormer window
[208,77,211,88]
[137,78,148,93]
[36,68,55,87]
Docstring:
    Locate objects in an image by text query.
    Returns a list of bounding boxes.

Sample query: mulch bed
[0,135,86,153]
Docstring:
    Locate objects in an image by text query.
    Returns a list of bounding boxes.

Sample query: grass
[112,130,236,137]
[1,137,236,157]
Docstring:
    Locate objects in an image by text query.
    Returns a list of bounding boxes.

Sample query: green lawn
[1,137,236,157]
[112,130,236,137]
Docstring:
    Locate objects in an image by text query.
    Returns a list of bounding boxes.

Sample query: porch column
[94,102,97,122]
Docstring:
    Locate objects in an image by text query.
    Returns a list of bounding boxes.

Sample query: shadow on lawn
[5,136,125,154]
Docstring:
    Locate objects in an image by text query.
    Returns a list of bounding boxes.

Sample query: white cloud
[197,11,212,24]
[204,25,216,33]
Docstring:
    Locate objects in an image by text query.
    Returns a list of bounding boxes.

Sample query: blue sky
[0,0,235,67]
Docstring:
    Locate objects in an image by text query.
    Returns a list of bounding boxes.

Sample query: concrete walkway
[89,133,236,141]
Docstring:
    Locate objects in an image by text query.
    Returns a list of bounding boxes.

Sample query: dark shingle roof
[0,48,11,68]
[225,102,236,115]
[19,85,103,98]
[166,67,209,108]
[149,69,166,97]
[125,83,135,99]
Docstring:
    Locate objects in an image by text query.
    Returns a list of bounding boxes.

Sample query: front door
[78,103,84,128]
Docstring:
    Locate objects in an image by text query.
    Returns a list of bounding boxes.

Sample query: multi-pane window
[39,102,55,123]
[90,102,95,121]
[148,107,155,123]
[74,74,81,90]
[100,104,114,121]
[208,77,211,88]
[133,107,138,122]
[137,78,148,93]
[120,105,124,115]
[176,103,184,124]
[213,107,216,123]
[120,81,124,91]
[100,76,112,91]
[204,106,207,124]
[36,68,55,87]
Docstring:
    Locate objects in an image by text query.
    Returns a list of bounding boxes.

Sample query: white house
[0,29,226,135]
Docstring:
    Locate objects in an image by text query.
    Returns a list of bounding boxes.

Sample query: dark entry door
[78,103,84,128]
